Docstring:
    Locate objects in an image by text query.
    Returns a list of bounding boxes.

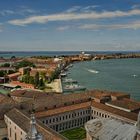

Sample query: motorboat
[60,73,67,77]
[64,84,86,92]
[63,78,77,84]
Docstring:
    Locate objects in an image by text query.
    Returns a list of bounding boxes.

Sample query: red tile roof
[92,101,137,122]
[35,101,91,118]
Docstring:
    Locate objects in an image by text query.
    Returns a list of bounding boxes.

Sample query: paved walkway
[46,79,63,93]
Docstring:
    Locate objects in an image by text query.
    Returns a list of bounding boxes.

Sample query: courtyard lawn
[0,88,9,95]
[60,127,86,140]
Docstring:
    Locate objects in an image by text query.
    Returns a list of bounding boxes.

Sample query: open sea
[0,51,140,58]
[0,51,140,101]
[66,58,140,101]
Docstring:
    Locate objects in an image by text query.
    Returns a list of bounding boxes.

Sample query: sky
[0,0,140,51]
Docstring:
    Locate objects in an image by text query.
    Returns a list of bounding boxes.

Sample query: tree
[40,72,46,81]
[8,70,15,74]
[15,85,21,89]
[1,63,10,67]
[39,78,44,87]
[15,60,35,69]
[34,72,39,87]
[0,71,5,77]
[29,76,35,84]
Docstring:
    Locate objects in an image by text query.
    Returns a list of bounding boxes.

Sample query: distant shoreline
[0,51,140,59]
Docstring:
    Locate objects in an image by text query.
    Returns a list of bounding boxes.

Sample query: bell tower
[26,113,43,140]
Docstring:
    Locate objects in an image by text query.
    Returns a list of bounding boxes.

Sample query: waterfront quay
[0,52,140,94]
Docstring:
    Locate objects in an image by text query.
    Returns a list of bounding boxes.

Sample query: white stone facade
[4,115,27,140]
[40,108,92,132]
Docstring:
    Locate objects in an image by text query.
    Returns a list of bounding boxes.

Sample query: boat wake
[87,69,99,74]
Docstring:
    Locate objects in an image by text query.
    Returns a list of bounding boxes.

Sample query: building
[85,118,137,140]
[4,109,67,140]
[85,112,140,140]
[8,72,21,81]
[1,89,140,140]
[10,81,35,89]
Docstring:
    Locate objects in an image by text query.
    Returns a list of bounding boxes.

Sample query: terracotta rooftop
[10,90,53,98]
[110,92,130,98]
[36,101,91,118]
[0,67,15,71]
[91,101,137,123]
[0,95,17,119]
[5,108,67,140]
[0,94,7,102]
[21,92,90,112]
[8,72,21,78]
[11,89,131,112]
[106,98,140,111]
[10,81,34,88]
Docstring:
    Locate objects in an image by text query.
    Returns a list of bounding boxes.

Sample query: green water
[67,58,140,101]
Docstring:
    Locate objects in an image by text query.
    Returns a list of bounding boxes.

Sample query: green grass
[60,127,86,140]
[0,88,9,94]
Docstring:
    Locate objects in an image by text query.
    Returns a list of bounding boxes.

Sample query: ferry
[64,84,86,92]
[63,78,78,84]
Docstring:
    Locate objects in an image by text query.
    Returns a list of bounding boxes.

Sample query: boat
[64,84,86,92]
[87,69,99,74]
[69,64,73,67]
[63,78,77,84]
[65,64,73,70]
[60,73,67,77]
[132,74,137,78]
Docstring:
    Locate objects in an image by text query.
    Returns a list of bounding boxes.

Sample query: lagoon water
[66,58,140,101]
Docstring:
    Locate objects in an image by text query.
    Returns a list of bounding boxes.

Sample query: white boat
[60,73,67,77]
[63,78,77,84]
[132,74,137,78]
[64,84,86,92]
[87,69,99,74]
[69,64,73,67]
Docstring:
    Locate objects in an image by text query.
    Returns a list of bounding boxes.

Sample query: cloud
[132,4,140,9]
[81,5,100,13]
[0,7,39,16]
[0,10,15,16]
[8,8,140,26]
[79,21,140,30]
[57,26,70,31]
[65,6,81,13]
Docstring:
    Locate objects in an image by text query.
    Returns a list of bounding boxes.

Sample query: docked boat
[60,73,67,77]
[69,64,73,67]
[64,84,86,92]
[63,78,77,84]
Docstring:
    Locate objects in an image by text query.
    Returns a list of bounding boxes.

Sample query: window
[49,119,51,123]
[46,120,48,124]
[10,128,11,137]
[15,133,17,140]
[53,118,55,122]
